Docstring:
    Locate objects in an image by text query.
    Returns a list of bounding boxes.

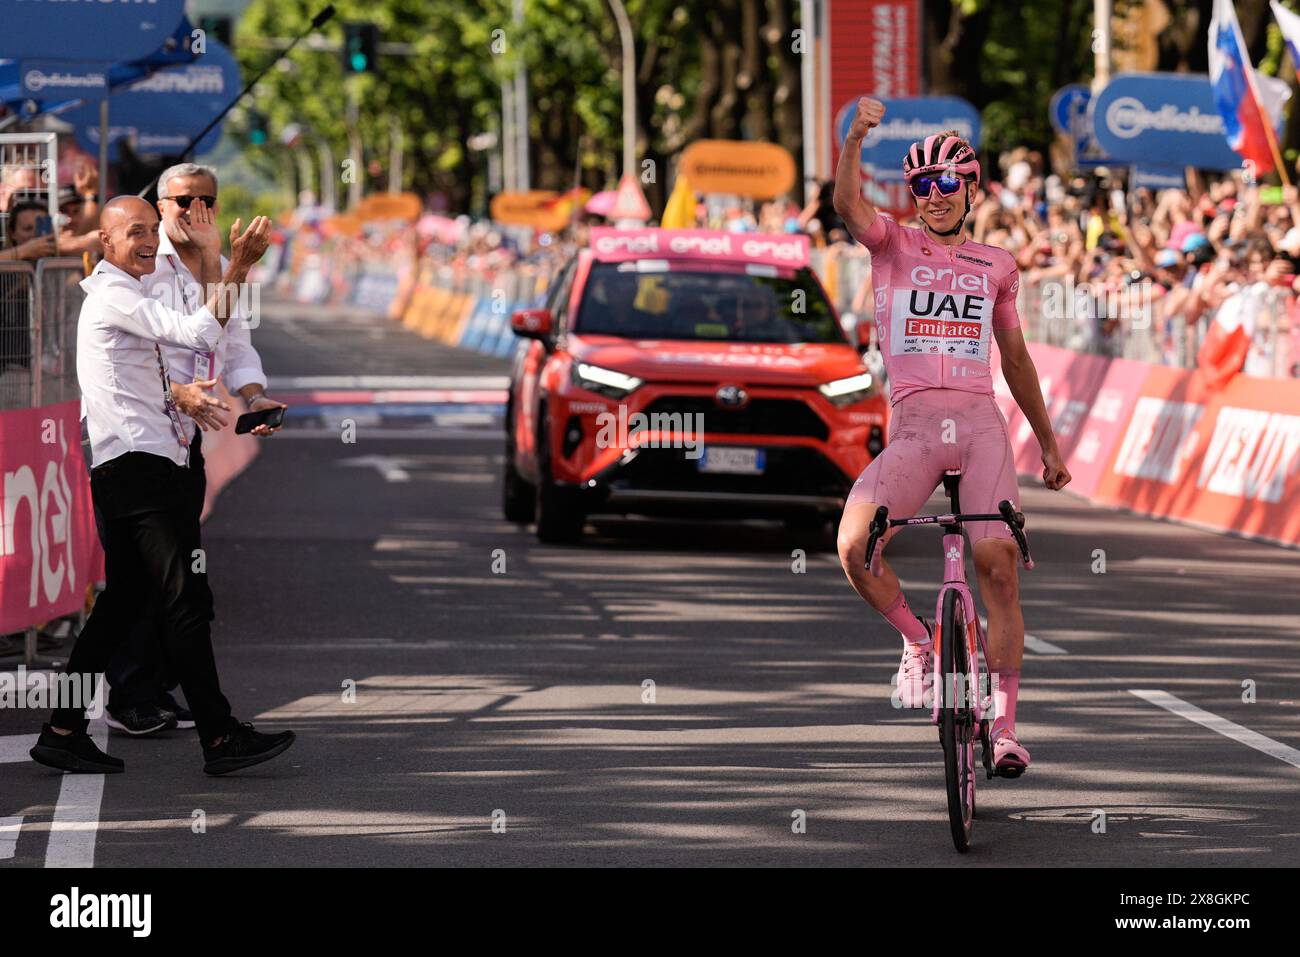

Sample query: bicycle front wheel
[939,587,975,853]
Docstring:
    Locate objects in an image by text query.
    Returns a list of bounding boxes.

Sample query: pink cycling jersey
[855,213,1021,406]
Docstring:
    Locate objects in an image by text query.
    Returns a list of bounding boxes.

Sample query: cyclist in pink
[833,96,1071,776]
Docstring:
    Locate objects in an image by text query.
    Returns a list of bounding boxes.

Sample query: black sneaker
[156,691,195,730]
[105,704,177,736]
[202,722,296,776]
[30,724,124,774]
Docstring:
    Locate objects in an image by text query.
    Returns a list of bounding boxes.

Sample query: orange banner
[490,190,579,232]
[679,140,797,199]
[355,192,423,223]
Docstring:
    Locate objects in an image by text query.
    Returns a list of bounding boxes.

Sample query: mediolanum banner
[0,401,102,633]
[1091,72,1245,171]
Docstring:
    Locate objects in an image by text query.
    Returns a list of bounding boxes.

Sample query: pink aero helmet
[902,132,981,187]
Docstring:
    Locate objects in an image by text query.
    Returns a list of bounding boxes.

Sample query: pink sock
[992,669,1020,730]
[880,592,929,646]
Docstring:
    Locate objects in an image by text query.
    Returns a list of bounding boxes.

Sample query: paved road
[3,297,1299,866]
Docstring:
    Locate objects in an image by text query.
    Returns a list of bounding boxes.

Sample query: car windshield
[574,263,844,344]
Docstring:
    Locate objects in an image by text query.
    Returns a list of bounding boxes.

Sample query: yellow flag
[661,173,696,229]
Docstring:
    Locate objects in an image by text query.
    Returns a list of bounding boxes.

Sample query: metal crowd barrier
[0,132,60,249]
[36,258,87,406]
[0,261,36,409]
[809,244,1297,380]
[1019,276,1296,377]
[0,258,86,410]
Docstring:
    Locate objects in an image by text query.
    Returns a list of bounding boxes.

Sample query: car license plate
[698,447,765,475]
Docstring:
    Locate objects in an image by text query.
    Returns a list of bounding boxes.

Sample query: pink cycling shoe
[893,620,934,709]
[990,724,1030,777]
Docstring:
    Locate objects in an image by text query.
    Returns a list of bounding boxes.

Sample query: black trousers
[103,434,208,711]
[53,448,232,744]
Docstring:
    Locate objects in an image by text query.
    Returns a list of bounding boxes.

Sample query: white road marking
[976,617,1068,656]
[45,720,109,868]
[269,375,509,390]
[1,717,111,867]
[0,816,22,860]
[337,454,415,482]
[1130,690,1300,770]
[1023,633,1068,655]
[280,428,499,441]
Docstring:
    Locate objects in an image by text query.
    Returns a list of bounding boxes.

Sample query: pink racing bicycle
[864,469,1033,853]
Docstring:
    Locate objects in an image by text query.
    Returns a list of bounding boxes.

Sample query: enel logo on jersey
[909,264,992,295]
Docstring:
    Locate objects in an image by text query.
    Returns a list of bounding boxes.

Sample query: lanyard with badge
[168,253,216,381]
[154,343,191,465]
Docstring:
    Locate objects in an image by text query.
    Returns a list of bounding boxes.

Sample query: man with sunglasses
[832,96,1070,778]
[96,162,287,737]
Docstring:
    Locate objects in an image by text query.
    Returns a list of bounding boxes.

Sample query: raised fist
[848,96,886,140]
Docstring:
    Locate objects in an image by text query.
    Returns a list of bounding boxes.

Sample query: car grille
[641,395,829,440]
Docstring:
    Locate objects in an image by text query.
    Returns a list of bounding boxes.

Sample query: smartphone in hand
[234,405,285,434]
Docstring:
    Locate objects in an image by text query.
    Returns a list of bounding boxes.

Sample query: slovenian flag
[1273,2,1300,80]
[1210,0,1290,173]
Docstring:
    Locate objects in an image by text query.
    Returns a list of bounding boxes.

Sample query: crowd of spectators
[805,149,1299,377]
[279,147,1300,381]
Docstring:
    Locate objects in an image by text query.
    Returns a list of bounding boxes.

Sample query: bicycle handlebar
[863,499,1034,575]
[997,500,1034,570]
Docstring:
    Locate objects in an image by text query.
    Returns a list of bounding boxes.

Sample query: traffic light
[248,111,269,146]
[342,23,379,74]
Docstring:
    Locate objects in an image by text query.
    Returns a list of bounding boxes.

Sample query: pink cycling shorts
[844,388,1020,545]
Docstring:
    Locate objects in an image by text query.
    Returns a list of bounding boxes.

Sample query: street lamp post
[346,82,363,209]
[606,0,636,181]
[319,138,337,211]
[389,115,404,194]
[1093,0,1112,92]
[502,79,516,193]
[513,0,530,191]
[800,0,817,206]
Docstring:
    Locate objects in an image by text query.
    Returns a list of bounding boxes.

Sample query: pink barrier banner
[1093,366,1300,547]
[0,400,103,632]
[993,345,1149,498]
[998,343,1300,546]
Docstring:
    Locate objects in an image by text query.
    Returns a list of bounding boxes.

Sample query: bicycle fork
[929,531,989,729]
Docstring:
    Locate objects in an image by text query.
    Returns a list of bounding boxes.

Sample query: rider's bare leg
[974,538,1022,728]
[838,502,929,644]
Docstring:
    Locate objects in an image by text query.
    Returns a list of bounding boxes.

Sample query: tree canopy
[231,0,1300,216]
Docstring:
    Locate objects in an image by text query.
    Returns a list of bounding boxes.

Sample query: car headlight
[818,372,874,407]
[572,362,643,399]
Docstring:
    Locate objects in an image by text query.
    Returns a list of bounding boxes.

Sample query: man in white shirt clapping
[101,162,287,736]
[30,195,296,777]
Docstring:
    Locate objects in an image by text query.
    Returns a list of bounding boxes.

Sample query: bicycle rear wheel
[939,588,975,852]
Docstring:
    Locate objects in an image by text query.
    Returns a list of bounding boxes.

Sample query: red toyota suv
[502,227,888,543]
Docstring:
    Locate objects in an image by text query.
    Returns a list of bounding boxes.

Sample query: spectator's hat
[1181,232,1210,253]
[1155,249,1179,268]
